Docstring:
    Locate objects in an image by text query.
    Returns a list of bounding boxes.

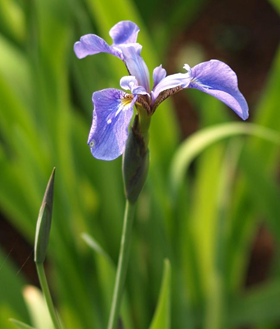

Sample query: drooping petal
[119,44,150,92]
[109,21,140,45]
[120,76,148,95]
[189,60,249,120]
[88,89,136,160]
[151,69,191,103]
[153,65,166,88]
[74,34,122,59]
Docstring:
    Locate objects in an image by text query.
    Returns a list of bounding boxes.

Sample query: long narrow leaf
[169,122,280,198]
[149,260,171,329]
[9,319,36,329]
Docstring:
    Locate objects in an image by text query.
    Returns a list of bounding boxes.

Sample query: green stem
[36,263,63,329]
[107,200,136,329]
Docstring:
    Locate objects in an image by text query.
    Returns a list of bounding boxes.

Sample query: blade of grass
[226,48,280,294]
[82,233,134,329]
[149,260,171,329]
[0,249,29,322]
[22,286,54,329]
[9,319,36,329]
[169,122,280,199]
[228,280,280,327]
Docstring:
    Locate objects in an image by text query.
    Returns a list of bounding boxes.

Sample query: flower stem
[107,200,136,329]
[36,263,63,329]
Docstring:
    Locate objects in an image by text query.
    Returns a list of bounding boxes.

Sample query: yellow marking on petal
[121,94,134,107]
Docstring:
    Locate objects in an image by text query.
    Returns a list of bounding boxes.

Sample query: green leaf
[0,248,29,322]
[0,0,25,42]
[81,233,111,260]
[228,280,280,327]
[225,48,280,293]
[149,260,171,329]
[187,143,225,307]
[169,122,280,198]
[268,0,280,15]
[23,286,54,329]
[82,233,134,329]
[0,35,31,101]
[9,319,36,329]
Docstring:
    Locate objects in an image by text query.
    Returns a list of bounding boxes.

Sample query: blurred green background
[0,0,279,328]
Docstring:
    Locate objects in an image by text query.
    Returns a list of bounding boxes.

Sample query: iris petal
[189,60,249,120]
[74,34,122,59]
[74,22,150,92]
[88,89,136,160]
[152,69,191,102]
[153,65,166,88]
[109,21,140,45]
[120,44,150,92]
[120,76,148,95]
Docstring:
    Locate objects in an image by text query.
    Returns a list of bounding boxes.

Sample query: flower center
[121,94,134,107]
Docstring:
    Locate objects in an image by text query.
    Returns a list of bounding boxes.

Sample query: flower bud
[34,168,55,264]
[122,114,149,203]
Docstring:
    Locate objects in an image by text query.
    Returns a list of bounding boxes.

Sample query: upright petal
[74,34,122,59]
[153,65,166,88]
[189,60,249,120]
[120,44,150,92]
[74,22,150,91]
[88,89,136,160]
[151,69,191,103]
[109,21,140,45]
[120,76,148,95]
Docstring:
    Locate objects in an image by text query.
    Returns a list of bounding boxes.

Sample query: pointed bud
[34,168,56,264]
[123,114,149,203]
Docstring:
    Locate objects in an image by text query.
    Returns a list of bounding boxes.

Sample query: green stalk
[107,200,136,329]
[36,263,63,329]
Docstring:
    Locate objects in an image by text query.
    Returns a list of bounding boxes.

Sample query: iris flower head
[74,21,249,161]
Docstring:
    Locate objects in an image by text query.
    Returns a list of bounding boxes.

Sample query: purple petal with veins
[109,21,140,45]
[153,65,167,88]
[119,44,150,92]
[74,21,150,91]
[74,34,122,59]
[189,60,249,120]
[88,89,136,160]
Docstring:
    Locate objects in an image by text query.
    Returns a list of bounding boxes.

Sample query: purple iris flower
[74,21,249,161]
